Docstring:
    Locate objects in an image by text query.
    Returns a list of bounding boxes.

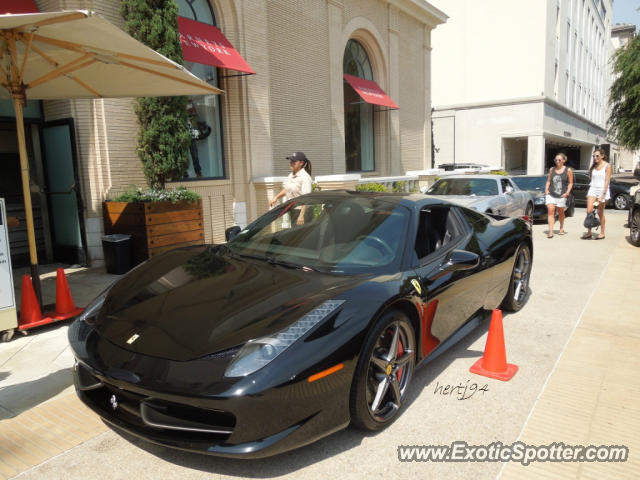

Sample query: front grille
[77,363,235,441]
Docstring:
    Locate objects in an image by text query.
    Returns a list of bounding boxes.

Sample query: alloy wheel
[511,246,531,305]
[614,194,629,210]
[365,320,415,422]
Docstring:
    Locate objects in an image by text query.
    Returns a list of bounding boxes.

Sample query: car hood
[521,189,544,199]
[427,194,491,208]
[95,246,360,362]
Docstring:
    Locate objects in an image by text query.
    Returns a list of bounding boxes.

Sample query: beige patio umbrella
[0,10,222,301]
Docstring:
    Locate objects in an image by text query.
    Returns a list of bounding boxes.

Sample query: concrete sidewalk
[1,211,638,479]
[1,266,119,420]
[501,234,640,479]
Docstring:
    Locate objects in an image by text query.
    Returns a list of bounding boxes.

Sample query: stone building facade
[0,0,445,267]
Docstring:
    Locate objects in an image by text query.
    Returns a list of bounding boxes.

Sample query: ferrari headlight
[225,300,345,377]
[534,197,545,205]
[77,286,110,324]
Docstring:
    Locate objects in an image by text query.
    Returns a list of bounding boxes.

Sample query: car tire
[350,309,415,431]
[565,199,575,217]
[524,203,533,224]
[631,210,640,247]
[613,194,631,210]
[500,243,532,312]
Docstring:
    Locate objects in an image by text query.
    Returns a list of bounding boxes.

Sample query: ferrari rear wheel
[501,243,531,312]
[350,310,415,431]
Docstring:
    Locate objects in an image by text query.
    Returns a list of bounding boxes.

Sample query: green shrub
[490,169,509,176]
[111,186,200,203]
[356,183,389,192]
[121,0,191,189]
[392,181,407,192]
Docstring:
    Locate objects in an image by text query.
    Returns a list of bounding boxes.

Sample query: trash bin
[102,234,132,275]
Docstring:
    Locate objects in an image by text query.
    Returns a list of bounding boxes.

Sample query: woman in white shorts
[544,153,573,238]
[582,148,611,240]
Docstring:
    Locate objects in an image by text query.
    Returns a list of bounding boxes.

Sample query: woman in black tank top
[544,153,574,238]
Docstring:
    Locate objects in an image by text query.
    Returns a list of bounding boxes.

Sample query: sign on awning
[343,74,399,110]
[1,0,38,14]
[178,16,255,75]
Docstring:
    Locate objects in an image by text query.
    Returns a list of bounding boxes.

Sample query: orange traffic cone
[18,275,43,327]
[52,268,83,319]
[470,309,518,381]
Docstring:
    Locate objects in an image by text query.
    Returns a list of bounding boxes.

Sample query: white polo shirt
[283,168,313,201]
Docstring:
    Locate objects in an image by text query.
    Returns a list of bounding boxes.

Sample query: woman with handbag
[582,148,611,240]
[544,153,573,238]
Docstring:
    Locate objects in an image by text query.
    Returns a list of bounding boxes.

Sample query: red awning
[177,16,254,75]
[1,0,39,14]
[343,74,399,110]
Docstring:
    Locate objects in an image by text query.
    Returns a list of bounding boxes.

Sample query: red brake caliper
[396,339,404,381]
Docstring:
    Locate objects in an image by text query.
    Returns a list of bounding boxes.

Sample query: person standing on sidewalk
[582,148,611,240]
[544,153,573,238]
[269,151,313,225]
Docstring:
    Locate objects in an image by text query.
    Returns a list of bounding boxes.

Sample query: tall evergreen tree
[608,33,640,150]
[121,0,191,189]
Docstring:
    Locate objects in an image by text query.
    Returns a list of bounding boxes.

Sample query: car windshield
[227,196,410,274]
[511,176,545,191]
[427,178,498,196]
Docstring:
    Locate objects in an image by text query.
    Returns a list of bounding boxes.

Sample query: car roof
[435,174,508,180]
[301,190,461,208]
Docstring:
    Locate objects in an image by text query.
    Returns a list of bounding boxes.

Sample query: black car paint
[511,175,575,221]
[572,171,633,209]
[69,192,532,458]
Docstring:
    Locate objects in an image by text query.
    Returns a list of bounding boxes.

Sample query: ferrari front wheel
[350,310,415,431]
[501,243,532,312]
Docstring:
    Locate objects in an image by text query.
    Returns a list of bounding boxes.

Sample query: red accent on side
[419,299,441,357]
[343,74,399,109]
[177,16,255,74]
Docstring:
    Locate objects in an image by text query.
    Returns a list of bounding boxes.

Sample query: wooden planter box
[103,200,204,264]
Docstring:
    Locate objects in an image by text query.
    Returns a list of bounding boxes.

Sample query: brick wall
[33,0,441,261]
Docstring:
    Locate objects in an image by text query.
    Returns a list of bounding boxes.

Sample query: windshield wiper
[265,256,304,270]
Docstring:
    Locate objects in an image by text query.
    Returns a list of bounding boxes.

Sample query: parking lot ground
[1,209,638,479]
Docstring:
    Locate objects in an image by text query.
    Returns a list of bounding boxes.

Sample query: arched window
[175,0,225,179]
[343,39,374,172]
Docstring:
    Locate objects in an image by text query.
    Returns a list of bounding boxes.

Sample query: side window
[414,206,460,260]
[500,179,512,192]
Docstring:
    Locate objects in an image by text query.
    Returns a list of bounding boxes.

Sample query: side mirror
[442,250,479,272]
[225,226,241,242]
[505,186,514,195]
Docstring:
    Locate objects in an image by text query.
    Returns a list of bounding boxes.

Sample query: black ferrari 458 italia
[69,191,533,458]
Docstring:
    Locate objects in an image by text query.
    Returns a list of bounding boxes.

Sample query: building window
[175,0,225,179]
[343,39,374,172]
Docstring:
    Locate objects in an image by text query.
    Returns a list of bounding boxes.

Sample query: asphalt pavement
[1,208,638,479]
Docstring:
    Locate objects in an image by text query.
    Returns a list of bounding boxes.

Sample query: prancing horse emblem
[110,394,118,411]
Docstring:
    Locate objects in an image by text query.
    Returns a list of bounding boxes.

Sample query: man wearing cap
[269,152,313,224]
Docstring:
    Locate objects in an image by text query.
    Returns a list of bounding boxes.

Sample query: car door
[573,172,590,205]
[413,205,487,346]
[500,178,520,216]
